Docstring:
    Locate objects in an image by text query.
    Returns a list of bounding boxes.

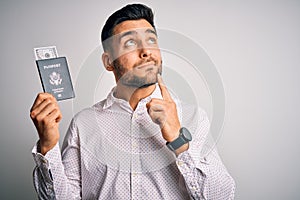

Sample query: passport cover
[36,57,75,101]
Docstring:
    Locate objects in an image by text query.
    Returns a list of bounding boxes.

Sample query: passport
[36,57,75,101]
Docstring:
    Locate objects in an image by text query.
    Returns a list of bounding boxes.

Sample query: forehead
[113,19,155,36]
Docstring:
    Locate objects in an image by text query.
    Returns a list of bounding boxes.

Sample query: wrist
[165,130,180,143]
[39,139,58,155]
[174,143,189,156]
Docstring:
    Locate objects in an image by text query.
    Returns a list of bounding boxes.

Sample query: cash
[34,46,58,60]
[34,46,75,101]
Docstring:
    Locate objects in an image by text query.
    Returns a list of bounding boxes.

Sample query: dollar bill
[34,46,58,60]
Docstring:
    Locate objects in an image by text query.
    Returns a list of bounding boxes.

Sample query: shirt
[32,85,235,200]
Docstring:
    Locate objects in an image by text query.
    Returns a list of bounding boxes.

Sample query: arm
[176,108,235,200]
[146,76,235,199]
[30,93,81,199]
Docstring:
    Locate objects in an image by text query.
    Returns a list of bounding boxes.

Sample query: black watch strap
[166,136,187,151]
[166,127,192,151]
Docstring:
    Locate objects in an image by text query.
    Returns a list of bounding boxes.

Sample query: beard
[112,58,162,88]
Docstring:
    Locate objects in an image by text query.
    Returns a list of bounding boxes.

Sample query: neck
[114,83,156,110]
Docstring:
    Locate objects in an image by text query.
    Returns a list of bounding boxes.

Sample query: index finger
[31,93,55,111]
[157,74,172,101]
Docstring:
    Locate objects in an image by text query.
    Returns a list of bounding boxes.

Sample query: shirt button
[132,172,137,177]
[192,186,197,191]
[42,159,47,164]
[132,113,137,120]
[177,161,184,166]
[132,141,138,148]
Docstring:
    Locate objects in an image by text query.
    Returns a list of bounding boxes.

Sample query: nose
[139,43,152,59]
[140,48,151,59]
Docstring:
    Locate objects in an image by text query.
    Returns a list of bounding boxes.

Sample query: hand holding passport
[34,46,75,101]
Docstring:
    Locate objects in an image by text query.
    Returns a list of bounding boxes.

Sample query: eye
[148,37,157,44]
[124,39,136,47]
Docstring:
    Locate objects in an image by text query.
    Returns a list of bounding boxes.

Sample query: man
[30,4,235,199]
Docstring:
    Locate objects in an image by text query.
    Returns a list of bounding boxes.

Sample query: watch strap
[166,135,186,151]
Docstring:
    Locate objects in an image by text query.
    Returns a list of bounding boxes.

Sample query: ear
[102,52,114,71]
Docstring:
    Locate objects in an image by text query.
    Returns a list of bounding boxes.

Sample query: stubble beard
[113,59,162,88]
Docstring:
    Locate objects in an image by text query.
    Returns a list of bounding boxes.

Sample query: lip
[137,62,155,69]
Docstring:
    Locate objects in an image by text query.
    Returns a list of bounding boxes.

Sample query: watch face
[181,127,192,141]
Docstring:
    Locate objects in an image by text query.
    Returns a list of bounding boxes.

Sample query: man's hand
[146,74,181,142]
[30,93,62,155]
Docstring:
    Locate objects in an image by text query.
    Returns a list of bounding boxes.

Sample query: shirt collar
[102,84,163,110]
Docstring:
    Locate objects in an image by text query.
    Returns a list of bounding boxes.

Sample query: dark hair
[101,3,155,52]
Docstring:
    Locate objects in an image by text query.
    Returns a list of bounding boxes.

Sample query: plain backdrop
[0,1,299,199]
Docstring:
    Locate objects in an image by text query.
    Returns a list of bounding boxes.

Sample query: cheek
[154,54,162,66]
[152,48,162,60]
[119,52,139,68]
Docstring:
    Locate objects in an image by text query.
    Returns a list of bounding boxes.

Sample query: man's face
[109,19,162,88]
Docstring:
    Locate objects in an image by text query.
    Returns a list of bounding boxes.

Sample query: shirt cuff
[175,149,207,197]
[32,142,58,184]
[176,148,209,176]
[176,150,194,175]
[32,141,60,166]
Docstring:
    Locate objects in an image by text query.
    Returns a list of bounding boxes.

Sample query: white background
[0,1,299,199]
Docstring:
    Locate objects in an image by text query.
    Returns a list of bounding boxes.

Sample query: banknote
[34,46,58,60]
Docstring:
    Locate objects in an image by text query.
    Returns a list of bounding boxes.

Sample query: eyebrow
[118,28,157,42]
[145,28,157,36]
[119,30,137,42]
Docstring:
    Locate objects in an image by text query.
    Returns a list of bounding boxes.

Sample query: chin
[121,71,159,88]
[138,82,156,89]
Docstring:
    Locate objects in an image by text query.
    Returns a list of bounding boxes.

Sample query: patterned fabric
[32,85,235,199]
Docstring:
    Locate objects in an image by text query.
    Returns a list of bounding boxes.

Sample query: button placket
[131,110,141,199]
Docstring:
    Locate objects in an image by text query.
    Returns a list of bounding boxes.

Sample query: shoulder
[71,99,107,124]
[179,101,208,122]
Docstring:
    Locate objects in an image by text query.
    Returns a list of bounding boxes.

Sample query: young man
[30,4,235,199]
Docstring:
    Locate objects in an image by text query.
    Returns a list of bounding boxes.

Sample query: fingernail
[157,74,163,82]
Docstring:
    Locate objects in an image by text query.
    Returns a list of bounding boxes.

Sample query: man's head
[101,4,155,52]
[101,4,162,88]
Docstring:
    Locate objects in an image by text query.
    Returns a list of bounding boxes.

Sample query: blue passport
[36,57,75,101]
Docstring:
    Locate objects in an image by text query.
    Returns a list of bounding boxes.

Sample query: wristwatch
[166,127,192,151]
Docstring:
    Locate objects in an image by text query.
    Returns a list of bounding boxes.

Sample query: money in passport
[34,46,75,101]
